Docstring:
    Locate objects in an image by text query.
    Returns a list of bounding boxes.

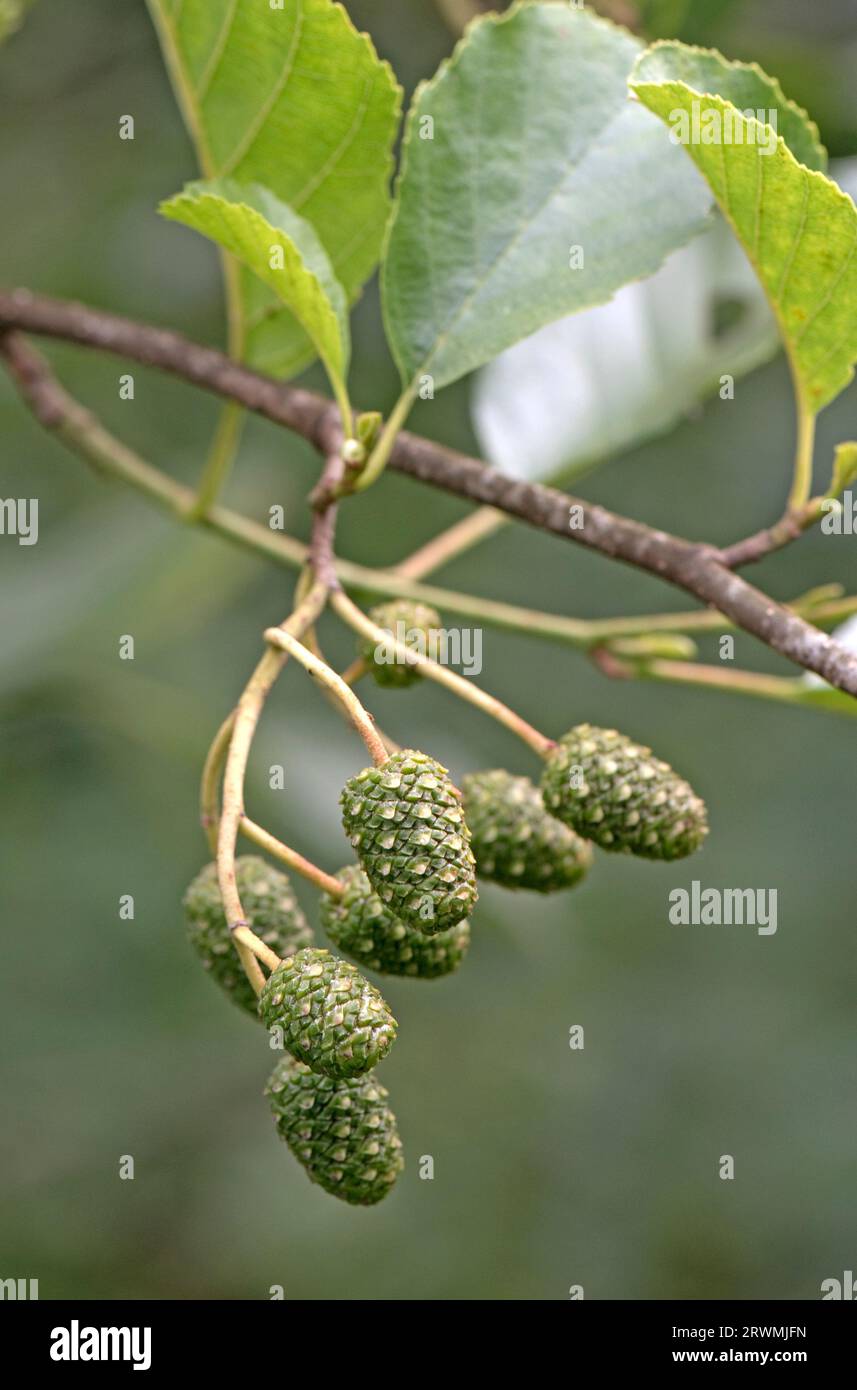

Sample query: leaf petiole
[787,404,816,513]
[351,385,417,493]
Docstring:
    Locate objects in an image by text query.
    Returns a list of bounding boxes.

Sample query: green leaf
[473,215,779,484]
[829,442,857,497]
[632,42,827,172]
[146,0,401,376]
[161,180,350,416]
[632,44,857,416]
[381,2,712,396]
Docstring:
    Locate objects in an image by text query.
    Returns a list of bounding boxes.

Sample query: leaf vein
[794,224,857,345]
[194,0,239,104]
[804,322,857,382]
[715,142,730,215]
[775,174,811,303]
[219,0,305,175]
[292,74,373,216]
[753,149,764,258]
[417,107,635,380]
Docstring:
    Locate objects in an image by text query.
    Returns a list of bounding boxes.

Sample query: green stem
[633,657,857,718]
[148,0,249,518]
[13,354,857,718]
[582,595,857,641]
[352,386,417,493]
[787,404,816,513]
[190,251,248,515]
[18,379,857,654]
[190,400,246,518]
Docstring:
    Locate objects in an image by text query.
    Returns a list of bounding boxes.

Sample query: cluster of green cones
[184,613,708,1206]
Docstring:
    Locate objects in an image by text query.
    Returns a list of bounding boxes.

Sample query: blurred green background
[2,0,857,1301]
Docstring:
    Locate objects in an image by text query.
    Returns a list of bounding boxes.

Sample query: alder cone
[258,947,397,1078]
[361,599,441,688]
[340,749,478,934]
[541,724,708,860]
[321,864,470,978]
[183,856,312,1018]
[266,1054,403,1205]
[462,769,592,892]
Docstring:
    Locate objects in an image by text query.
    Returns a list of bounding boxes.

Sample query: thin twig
[393,506,506,579]
[331,590,556,759]
[340,657,368,686]
[604,655,857,719]
[718,508,814,569]
[309,450,345,590]
[6,328,857,678]
[200,710,235,853]
[239,816,345,897]
[0,334,594,643]
[3,307,857,694]
[262,624,389,767]
[217,579,329,995]
[190,400,245,519]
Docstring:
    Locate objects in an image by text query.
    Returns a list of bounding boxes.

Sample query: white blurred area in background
[472,160,857,487]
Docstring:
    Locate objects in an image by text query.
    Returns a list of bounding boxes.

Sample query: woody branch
[2,288,856,697]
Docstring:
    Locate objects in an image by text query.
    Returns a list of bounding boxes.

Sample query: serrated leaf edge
[631,79,857,414]
[148,0,403,377]
[381,1,710,390]
[631,38,826,171]
[160,182,351,414]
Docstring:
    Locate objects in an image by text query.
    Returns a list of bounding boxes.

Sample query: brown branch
[309,451,345,591]
[0,288,339,446]
[717,507,815,569]
[2,288,857,698]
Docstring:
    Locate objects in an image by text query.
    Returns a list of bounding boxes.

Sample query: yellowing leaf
[632,45,857,415]
[632,41,827,171]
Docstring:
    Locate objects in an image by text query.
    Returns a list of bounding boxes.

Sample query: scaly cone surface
[184,856,312,1018]
[361,599,442,688]
[462,769,593,892]
[258,947,397,1078]
[266,1054,404,1205]
[541,724,708,860]
[340,749,478,934]
[321,864,470,977]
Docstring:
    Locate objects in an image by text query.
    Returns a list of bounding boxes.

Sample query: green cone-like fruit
[321,864,470,978]
[361,599,441,688]
[266,1055,403,1205]
[258,947,397,1078]
[461,769,593,892]
[340,749,478,934]
[541,724,708,860]
[183,856,312,1018]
